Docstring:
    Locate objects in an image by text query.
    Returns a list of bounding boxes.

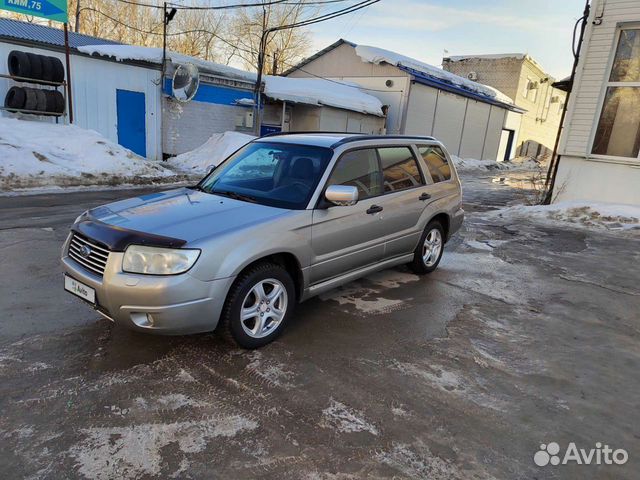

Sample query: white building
[0,19,385,161]
[284,39,524,161]
[553,0,640,205]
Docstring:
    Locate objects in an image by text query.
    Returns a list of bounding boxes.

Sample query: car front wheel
[218,262,295,348]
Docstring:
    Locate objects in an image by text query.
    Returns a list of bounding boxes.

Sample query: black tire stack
[3,50,66,116]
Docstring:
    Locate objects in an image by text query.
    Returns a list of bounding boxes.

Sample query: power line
[111,0,353,11]
[277,58,403,93]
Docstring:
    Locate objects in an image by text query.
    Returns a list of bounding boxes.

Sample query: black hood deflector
[72,218,187,252]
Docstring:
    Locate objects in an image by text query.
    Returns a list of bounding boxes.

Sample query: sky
[308,0,587,79]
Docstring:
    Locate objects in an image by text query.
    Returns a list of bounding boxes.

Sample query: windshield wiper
[211,190,257,203]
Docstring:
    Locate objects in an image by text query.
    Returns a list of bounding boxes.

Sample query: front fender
[187,210,313,282]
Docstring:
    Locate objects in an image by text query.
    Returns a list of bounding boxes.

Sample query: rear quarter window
[418,145,451,183]
[378,146,424,192]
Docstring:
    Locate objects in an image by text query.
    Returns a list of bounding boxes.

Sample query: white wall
[459,100,491,159]
[431,91,467,156]
[554,0,640,205]
[555,155,640,204]
[0,42,162,160]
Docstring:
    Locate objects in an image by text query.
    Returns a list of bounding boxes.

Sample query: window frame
[315,144,428,208]
[589,24,640,163]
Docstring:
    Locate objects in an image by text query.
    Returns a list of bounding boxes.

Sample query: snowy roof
[77,44,257,83]
[0,17,119,49]
[445,53,526,62]
[354,44,515,106]
[263,76,383,116]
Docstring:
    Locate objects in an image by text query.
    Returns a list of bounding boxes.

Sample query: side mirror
[325,185,358,206]
[206,164,216,174]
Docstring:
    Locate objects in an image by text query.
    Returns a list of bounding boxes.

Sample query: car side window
[418,145,451,183]
[327,148,382,200]
[378,147,424,193]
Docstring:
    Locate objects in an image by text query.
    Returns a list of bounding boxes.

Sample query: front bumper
[61,247,235,335]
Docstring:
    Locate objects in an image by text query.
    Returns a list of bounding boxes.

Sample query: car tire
[26,53,42,80]
[4,86,26,109]
[51,57,65,83]
[24,87,38,111]
[34,89,47,112]
[40,55,54,82]
[218,262,295,349]
[408,220,445,275]
[8,51,31,78]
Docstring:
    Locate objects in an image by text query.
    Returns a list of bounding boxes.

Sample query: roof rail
[330,135,436,148]
[259,131,364,138]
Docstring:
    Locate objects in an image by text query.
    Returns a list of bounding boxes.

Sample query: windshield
[198,141,333,209]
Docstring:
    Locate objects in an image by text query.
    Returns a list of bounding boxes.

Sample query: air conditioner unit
[550,95,560,103]
[467,71,478,81]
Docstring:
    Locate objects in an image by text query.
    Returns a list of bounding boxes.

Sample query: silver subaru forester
[62,134,464,348]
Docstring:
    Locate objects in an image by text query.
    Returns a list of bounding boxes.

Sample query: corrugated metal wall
[403,83,508,160]
[0,42,162,160]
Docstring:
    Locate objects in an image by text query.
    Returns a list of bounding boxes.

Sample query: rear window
[378,147,424,192]
[418,145,451,183]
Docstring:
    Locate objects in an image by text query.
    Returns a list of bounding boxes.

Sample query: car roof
[254,132,438,149]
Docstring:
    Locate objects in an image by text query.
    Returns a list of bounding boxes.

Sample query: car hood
[85,187,289,244]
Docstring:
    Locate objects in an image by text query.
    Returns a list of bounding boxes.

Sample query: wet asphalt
[0,172,638,479]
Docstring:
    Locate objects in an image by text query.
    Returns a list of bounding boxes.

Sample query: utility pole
[74,0,81,33]
[253,4,268,136]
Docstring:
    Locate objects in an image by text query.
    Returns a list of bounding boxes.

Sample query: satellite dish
[172,63,199,102]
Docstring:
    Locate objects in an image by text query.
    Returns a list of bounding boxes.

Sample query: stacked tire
[8,50,65,83]
[3,50,66,116]
[4,87,65,115]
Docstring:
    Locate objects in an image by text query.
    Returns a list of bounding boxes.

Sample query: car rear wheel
[218,262,295,348]
[409,220,444,274]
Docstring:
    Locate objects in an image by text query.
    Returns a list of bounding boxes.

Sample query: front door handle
[366,205,383,214]
[419,192,431,201]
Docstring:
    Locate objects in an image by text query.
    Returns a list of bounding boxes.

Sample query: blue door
[116,89,147,157]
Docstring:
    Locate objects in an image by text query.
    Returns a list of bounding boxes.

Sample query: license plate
[64,275,96,304]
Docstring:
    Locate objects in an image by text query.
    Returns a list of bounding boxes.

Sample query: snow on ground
[488,200,640,233]
[78,45,257,82]
[264,76,384,116]
[451,155,541,172]
[355,44,514,105]
[0,117,179,191]
[168,131,255,175]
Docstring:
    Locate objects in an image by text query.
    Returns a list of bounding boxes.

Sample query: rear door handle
[366,205,383,214]
[419,192,431,201]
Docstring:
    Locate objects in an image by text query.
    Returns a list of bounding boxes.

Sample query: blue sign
[1,0,68,23]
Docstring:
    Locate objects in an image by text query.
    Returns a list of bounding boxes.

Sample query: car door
[375,145,431,259]
[309,147,386,284]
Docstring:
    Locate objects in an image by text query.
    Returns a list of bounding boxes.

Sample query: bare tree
[225,1,315,75]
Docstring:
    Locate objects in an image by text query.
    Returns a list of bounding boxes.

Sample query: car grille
[68,233,110,277]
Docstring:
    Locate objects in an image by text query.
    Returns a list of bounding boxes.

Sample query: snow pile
[452,156,541,172]
[0,117,177,191]
[168,131,255,174]
[78,45,257,82]
[491,201,640,233]
[264,76,384,116]
[355,44,514,105]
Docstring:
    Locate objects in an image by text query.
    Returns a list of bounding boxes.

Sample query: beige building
[551,0,640,206]
[443,54,567,160]
[284,40,523,162]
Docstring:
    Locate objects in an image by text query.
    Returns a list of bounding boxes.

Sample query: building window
[592,28,640,158]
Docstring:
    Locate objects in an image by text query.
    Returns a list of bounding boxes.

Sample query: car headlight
[122,245,201,275]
